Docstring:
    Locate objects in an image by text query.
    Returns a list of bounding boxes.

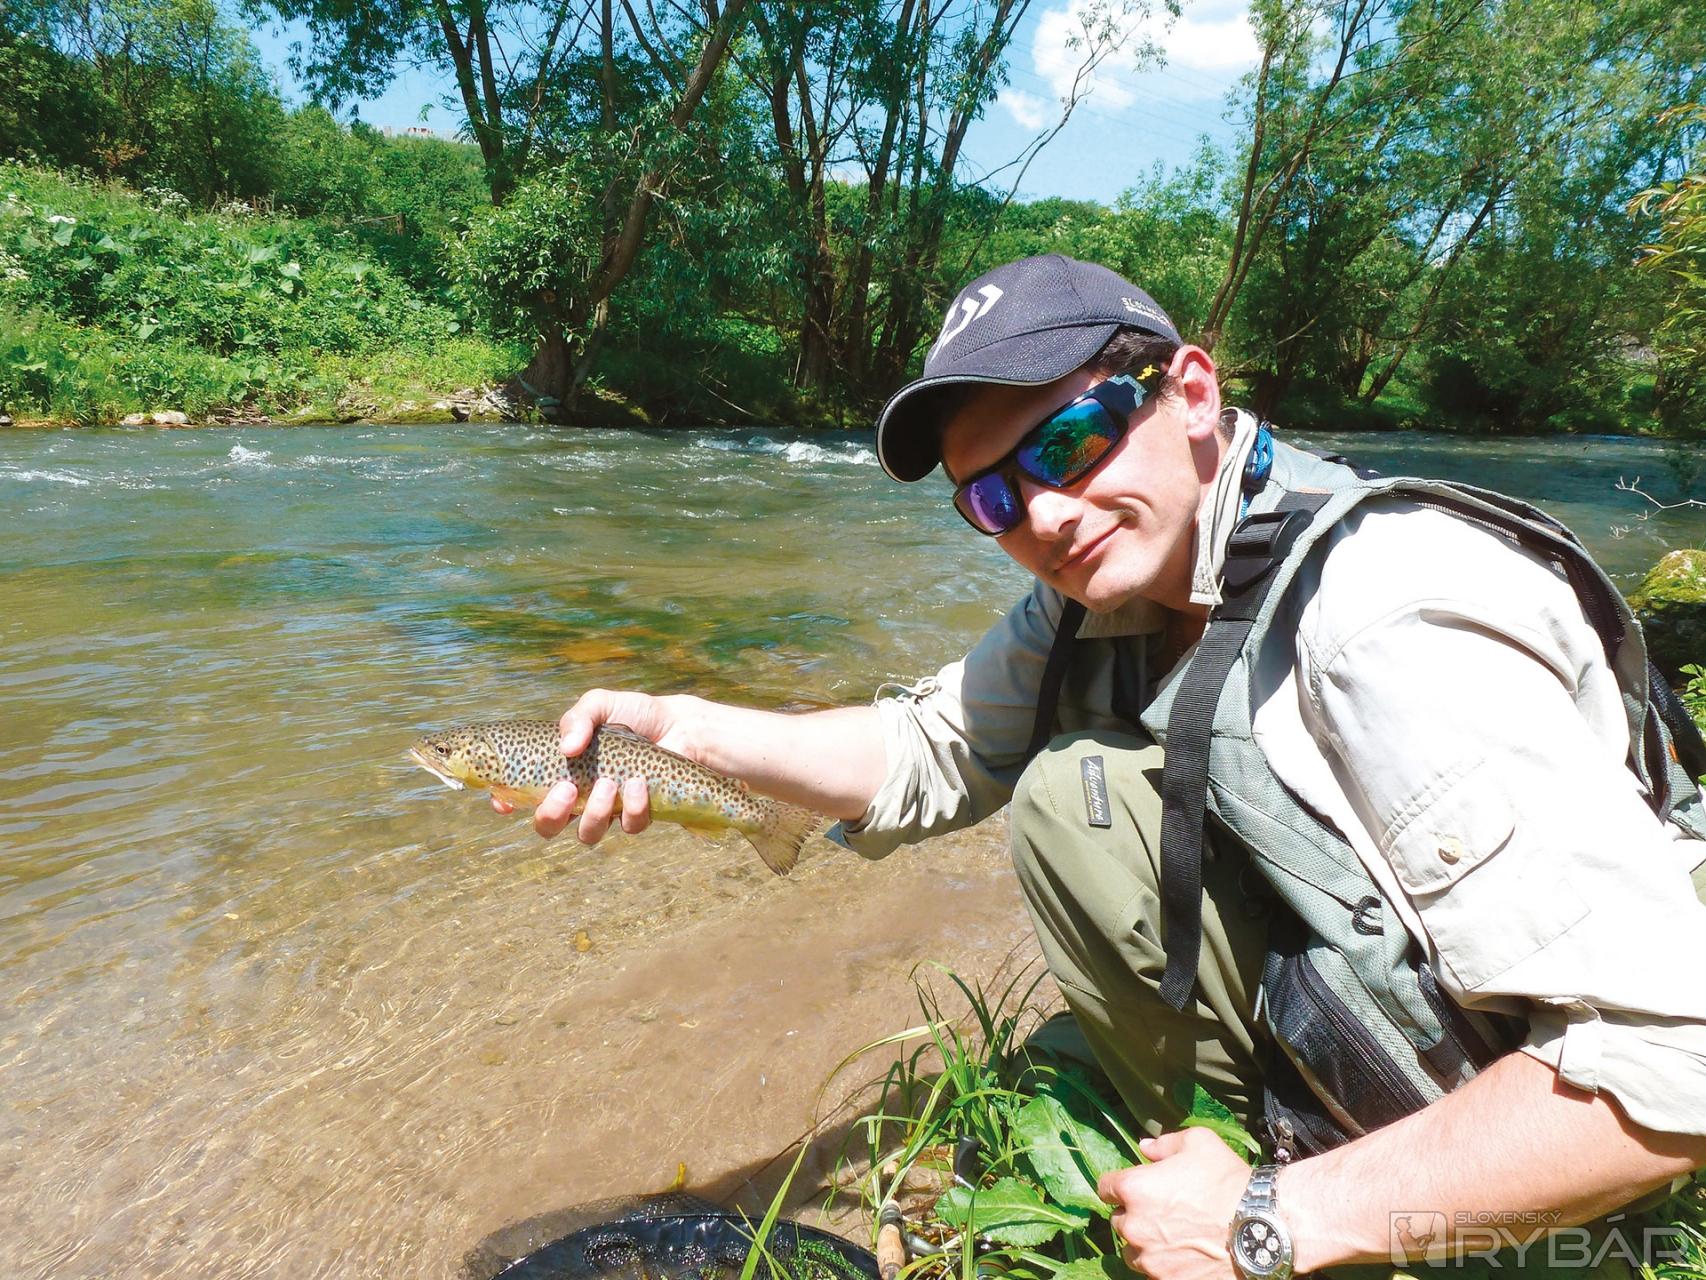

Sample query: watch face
[1233,1216,1290,1278]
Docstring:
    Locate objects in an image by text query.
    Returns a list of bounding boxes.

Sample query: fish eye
[430,741,450,755]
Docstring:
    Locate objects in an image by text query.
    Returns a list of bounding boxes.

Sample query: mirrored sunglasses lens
[958,474,1022,533]
[1016,400,1121,486]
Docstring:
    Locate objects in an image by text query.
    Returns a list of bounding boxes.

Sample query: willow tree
[1205,0,1704,421]
[1632,105,1706,435]
[731,0,1159,405]
[263,0,753,409]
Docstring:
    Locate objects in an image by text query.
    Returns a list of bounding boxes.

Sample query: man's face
[939,360,1216,613]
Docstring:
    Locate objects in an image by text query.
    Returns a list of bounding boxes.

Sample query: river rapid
[1,423,1701,1278]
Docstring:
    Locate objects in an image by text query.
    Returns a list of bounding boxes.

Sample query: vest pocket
[1262,927,1432,1143]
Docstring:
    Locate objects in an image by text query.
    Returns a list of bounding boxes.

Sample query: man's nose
[1016,476,1080,540]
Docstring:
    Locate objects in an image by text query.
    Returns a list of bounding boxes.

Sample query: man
[501,256,1706,1279]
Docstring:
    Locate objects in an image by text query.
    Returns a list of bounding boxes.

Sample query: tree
[5,0,286,201]
[725,0,1158,408]
[1209,0,1705,424]
[1632,105,1706,436]
[269,0,754,409]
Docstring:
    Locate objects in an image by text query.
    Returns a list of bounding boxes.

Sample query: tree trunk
[518,328,577,419]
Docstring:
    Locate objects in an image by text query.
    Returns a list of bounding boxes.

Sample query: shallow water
[1,422,1700,1278]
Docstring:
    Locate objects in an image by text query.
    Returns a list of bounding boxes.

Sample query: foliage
[4,0,287,203]
[1681,665,1706,739]
[1211,0,1704,430]
[0,161,520,421]
[1632,106,1706,437]
[450,158,603,343]
[844,966,1257,1279]
[10,0,1706,433]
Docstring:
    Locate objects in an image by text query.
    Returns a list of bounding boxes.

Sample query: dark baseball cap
[874,254,1181,482]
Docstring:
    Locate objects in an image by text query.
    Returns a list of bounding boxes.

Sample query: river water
[1,423,1701,1278]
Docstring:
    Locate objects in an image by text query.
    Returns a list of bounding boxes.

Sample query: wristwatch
[1228,1163,1294,1280]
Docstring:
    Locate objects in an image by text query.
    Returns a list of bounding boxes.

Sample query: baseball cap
[874,254,1181,482]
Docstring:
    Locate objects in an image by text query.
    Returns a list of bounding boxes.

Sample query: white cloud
[997,0,1260,128]
[1002,87,1053,129]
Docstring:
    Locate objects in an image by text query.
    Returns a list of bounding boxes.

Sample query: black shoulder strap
[1158,494,1329,1011]
[1650,665,1706,807]
[1027,599,1087,762]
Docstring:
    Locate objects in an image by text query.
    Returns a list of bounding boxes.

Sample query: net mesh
[467,1194,879,1280]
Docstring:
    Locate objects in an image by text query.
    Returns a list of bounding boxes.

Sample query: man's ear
[1171,346,1222,442]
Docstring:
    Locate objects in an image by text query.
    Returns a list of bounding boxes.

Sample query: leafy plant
[843,965,1257,1279]
[1681,664,1706,740]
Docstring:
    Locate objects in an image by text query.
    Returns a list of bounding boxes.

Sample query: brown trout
[407,719,819,875]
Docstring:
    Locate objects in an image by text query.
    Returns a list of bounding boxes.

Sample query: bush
[0,162,521,422]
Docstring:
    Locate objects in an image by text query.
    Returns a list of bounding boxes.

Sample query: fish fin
[680,823,723,843]
[746,802,822,877]
[490,784,538,808]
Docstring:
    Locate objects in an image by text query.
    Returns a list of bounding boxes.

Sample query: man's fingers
[534,779,579,840]
[618,776,651,835]
[1139,1129,1191,1162]
[559,705,600,757]
[577,776,621,844]
[1098,1165,1140,1206]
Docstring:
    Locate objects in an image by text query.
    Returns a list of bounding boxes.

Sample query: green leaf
[1177,1081,1237,1127]
[50,220,75,246]
[934,1178,1091,1247]
[1053,1257,1138,1280]
[1181,1114,1262,1160]
[1172,1082,1260,1159]
[1015,1092,1127,1216]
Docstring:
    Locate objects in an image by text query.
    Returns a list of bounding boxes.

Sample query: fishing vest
[1030,439,1706,1160]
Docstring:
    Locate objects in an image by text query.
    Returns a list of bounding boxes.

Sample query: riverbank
[9,164,1702,440]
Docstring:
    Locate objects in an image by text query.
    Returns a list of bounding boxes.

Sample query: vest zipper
[1293,951,1431,1119]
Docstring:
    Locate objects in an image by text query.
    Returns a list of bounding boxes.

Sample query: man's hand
[490,689,695,843]
[1098,1127,1251,1280]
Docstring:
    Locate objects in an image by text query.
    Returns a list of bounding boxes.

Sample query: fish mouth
[407,746,466,791]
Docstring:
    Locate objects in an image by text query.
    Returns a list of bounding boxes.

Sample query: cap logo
[1121,296,1169,328]
[931,284,1004,357]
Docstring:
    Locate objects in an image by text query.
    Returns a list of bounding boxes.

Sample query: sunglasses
[950,367,1164,536]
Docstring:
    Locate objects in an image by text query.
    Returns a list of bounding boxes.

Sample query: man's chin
[1057,569,1155,615]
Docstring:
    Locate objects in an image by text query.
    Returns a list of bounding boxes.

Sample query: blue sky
[247,0,1258,207]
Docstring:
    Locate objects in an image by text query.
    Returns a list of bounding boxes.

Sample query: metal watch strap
[1229,1163,1294,1280]
[1242,1163,1281,1215]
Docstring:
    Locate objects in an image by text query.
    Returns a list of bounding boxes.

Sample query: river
[1,423,1701,1278]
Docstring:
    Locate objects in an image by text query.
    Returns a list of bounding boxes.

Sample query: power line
[1000,63,1239,143]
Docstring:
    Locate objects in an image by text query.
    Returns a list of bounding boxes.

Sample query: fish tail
[746,801,821,876]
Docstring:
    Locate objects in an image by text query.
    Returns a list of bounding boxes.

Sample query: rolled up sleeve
[1297,505,1706,1137]
[836,584,1066,858]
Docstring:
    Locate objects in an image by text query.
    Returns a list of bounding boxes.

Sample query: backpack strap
[1649,665,1706,814]
[1026,598,1088,762]
[1158,493,1330,1011]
